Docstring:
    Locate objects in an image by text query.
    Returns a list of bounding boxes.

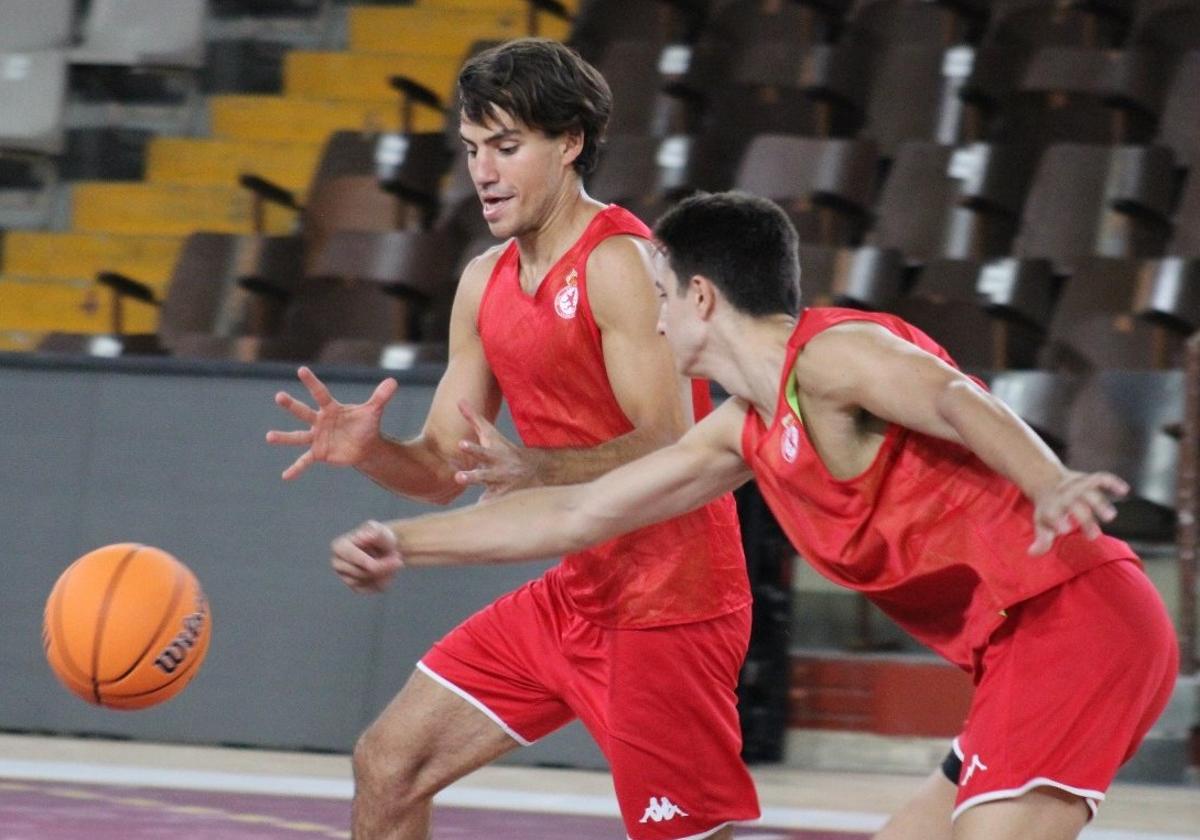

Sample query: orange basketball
[42,543,212,710]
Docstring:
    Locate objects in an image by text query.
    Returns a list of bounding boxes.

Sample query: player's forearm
[355,434,466,505]
[385,485,597,566]
[527,424,675,486]
[936,379,1067,500]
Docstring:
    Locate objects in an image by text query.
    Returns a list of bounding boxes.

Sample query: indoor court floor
[1,734,1197,839]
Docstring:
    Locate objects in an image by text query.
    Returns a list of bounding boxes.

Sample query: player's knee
[352,726,438,812]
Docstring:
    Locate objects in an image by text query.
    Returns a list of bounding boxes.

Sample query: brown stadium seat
[1130,0,1200,58]
[78,232,304,357]
[587,134,704,224]
[817,245,908,311]
[983,0,1132,49]
[1012,143,1175,275]
[1156,50,1200,174]
[597,40,702,138]
[859,44,958,159]
[689,42,871,191]
[1168,170,1200,257]
[889,256,1052,369]
[982,369,1084,454]
[989,47,1167,149]
[868,141,1036,263]
[1038,256,1191,373]
[242,130,453,239]
[1065,369,1183,540]
[734,134,879,247]
[568,0,703,64]
[841,0,987,48]
[698,0,843,57]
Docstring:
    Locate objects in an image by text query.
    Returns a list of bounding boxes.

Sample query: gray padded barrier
[0,354,605,769]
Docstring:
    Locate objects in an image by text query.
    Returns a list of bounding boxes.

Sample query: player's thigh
[873,769,957,840]
[356,668,521,789]
[600,608,759,838]
[953,787,1088,840]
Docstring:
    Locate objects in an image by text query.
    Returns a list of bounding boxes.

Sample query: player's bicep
[588,237,688,441]
[804,325,969,443]
[420,256,502,456]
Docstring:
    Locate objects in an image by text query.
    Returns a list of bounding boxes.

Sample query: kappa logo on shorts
[962,753,989,785]
[639,796,689,823]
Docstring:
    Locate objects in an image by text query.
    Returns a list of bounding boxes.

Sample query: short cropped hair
[654,191,802,316]
[457,38,612,176]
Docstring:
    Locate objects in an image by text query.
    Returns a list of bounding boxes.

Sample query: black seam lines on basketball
[49,559,93,687]
[98,556,187,690]
[101,615,209,701]
[90,544,143,705]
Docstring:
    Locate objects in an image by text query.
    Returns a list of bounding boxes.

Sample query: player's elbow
[935,377,984,421]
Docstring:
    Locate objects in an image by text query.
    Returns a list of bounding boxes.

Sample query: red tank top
[477,205,750,628]
[742,307,1134,670]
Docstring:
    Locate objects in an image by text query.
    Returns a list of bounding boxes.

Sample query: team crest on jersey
[780,415,800,463]
[554,268,579,319]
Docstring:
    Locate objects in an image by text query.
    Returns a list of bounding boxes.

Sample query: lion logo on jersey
[555,268,579,319]
[781,416,800,463]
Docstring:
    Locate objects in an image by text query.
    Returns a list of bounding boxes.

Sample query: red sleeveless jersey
[742,307,1134,670]
[477,205,750,628]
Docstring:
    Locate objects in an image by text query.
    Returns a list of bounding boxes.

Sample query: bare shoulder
[799,321,909,365]
[454,239,510,307]
[791,321,900,397]
[585,234,657,285]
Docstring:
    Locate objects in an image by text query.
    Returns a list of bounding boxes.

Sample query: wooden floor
[0,734,1196,839]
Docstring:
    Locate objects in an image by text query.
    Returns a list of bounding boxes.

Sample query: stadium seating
[1012,143,1175,275]
[70,0,206,69]
[733,134,879,247]
[0,48,68,156]
[1066,369,1183,540]
[0,0,73,51]
[868,141,1035,263]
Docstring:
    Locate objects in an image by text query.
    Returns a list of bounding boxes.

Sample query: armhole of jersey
[474,240,513,336]
[575,224,649,349]
[740,401,761,464]
[785,369,805,425]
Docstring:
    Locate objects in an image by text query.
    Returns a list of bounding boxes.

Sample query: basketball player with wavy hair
[268,40,759,840]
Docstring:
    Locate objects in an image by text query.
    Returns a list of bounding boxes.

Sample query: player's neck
[706,315,797,422]
[514,186,604,288]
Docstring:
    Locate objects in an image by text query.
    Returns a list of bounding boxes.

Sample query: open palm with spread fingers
[266,366,399,480]
[454,399,543,499]
[1029,469,1130,555]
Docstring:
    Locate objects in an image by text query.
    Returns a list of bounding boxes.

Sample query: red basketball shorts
[952,558,1179,820]
[420,570,761,839]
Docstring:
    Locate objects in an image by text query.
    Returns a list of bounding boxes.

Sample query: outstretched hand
[1029,470,1130,555]
[330,520,404,593]
[266,366,398,480]
[453,400,543,500]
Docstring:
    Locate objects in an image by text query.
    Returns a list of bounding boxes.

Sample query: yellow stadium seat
[146,138,323,194]
[0,276,158,335]
[348,6,568,55]
[71,183,295,236]
[2,232,183,292]
[284,51,460,105]
[209,95,441,143]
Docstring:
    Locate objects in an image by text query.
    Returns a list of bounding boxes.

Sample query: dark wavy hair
[456,38,612,175]
[654,191,802,317]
